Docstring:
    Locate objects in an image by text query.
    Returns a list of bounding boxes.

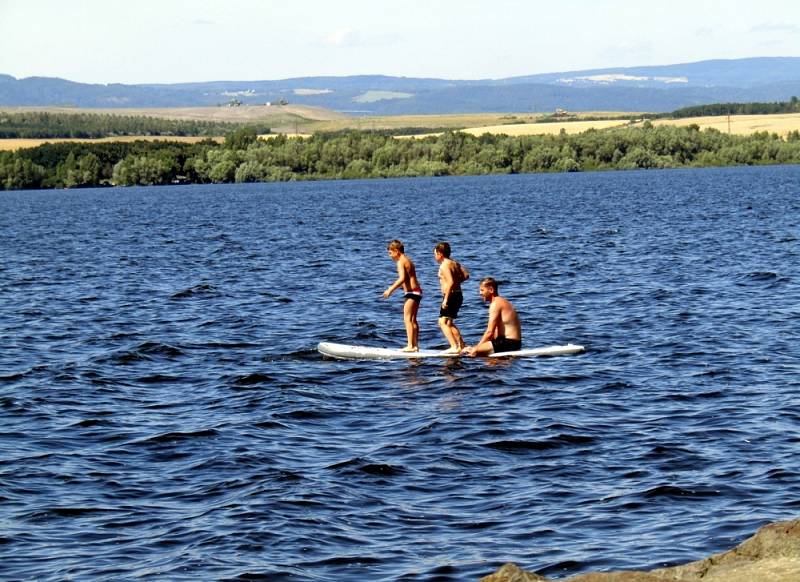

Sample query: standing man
[433,242,469,354]
[383,239,422,352]
[465,277,522,356]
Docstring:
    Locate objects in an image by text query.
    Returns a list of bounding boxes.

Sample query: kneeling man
[465,277,522,357]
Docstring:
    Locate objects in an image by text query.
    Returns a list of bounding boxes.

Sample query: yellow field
[0,135,223,151]
[406,119,630,138]
[646,113,800,136]
[398,113,800,138]
[465,119,631,135]
[3,112,799,151]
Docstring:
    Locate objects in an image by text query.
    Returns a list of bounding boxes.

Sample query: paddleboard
[317,341,584,360]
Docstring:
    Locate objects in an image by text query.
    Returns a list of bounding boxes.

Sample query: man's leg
[402,298,420,351]
[439,317,458,351]
[471,339,495,356]
[450,322,465,350]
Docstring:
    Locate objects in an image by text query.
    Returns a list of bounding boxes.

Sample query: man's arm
[476,303,500,345]
[440,264,454,305]
[465,303,499,356]
[383,260,407,298]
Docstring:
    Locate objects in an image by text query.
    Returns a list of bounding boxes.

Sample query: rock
[480,563,549,581]
[480,518,800,582]
[651,518,800,582]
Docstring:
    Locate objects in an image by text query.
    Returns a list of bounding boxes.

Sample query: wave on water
[170,283,218,299]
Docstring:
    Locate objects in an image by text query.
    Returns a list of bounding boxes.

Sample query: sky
[1,0,799,84]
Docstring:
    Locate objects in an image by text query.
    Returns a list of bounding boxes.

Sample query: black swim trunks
[439,290,463,319]
[491,336,522,353]
[403,288,422,302]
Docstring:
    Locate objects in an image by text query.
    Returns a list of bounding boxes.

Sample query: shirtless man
[464,277,522,357]
[434,242,468,354]
[383,239,422,352]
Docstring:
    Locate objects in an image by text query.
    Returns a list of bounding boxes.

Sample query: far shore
[2,112,800,152]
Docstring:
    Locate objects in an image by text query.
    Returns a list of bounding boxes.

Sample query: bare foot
[400,346,419,352]
[443,347,461,355]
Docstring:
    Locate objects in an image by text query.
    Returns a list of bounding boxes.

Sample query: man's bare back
[488,295,521,341]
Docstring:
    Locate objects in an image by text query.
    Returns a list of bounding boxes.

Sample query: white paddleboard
[317,341,584,360]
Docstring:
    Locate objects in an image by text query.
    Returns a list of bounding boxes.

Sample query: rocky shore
[481,518,800,582]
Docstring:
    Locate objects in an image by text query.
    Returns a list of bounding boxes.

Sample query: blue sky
[1,0,799,84]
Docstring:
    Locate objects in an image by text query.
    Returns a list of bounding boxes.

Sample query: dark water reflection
[1,166,798,580]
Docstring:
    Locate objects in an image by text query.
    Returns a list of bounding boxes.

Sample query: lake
[1,166,798,580]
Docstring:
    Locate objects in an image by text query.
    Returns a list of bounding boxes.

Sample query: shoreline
[3,122,799,190]
[482,517,800,581]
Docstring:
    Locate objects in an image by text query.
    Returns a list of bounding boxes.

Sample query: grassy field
[302,111,640,133]
[304,112,543,132]
[0,104,345,131]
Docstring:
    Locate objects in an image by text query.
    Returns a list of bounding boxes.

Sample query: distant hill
[2,57,799,114]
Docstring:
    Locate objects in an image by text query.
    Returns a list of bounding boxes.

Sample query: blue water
[1,166,798,581]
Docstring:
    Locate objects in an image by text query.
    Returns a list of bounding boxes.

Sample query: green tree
[620,146,671,169]
[112,155,172,186]
[234,160,266,183]
[342,158,371,179]
[225,127,259,150]
[77,153,102,186]
[0,155,45,189]
[554,156,580,172]
[521,145,558,172]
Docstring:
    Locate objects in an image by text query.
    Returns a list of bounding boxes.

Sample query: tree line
[2,124,800,190]
[0,111,272,138]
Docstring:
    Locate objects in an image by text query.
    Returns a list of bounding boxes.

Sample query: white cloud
[324,27,359,47]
